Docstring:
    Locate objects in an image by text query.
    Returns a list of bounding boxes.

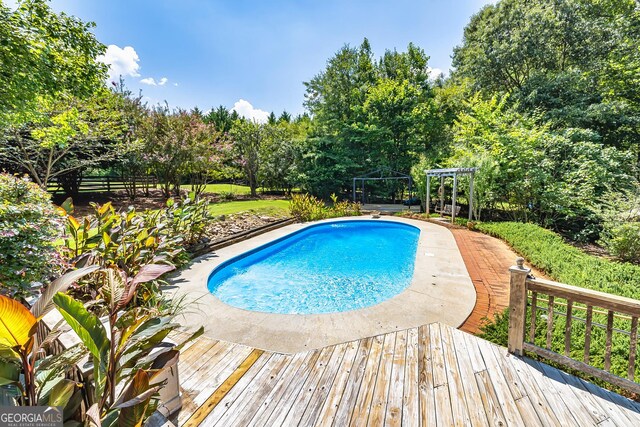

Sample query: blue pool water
[207,220,420,314]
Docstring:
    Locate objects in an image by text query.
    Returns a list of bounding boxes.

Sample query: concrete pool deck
[165,216,476,353]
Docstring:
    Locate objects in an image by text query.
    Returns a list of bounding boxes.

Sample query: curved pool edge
[165,216,476,354]
[207,219,421,314]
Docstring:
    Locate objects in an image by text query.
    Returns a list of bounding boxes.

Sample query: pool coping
[165,216,476,354]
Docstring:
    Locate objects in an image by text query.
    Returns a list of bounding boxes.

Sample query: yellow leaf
[54,206,67,217]
[68,215,80,230]
[0,295,38,349]
[144,236,155,247]
[98,202,112,216]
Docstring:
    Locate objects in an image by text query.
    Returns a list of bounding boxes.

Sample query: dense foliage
[450,95,633,239]
[433,0,640,244]
[0,0,107,124]
[598,189,640,263]
[476,222,640,297]
[302,39,444,198]
[289,194,361,222]
[62,194,211,305]
[0,174,64,299]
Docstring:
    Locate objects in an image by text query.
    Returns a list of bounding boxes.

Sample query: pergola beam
[425,167,477,224]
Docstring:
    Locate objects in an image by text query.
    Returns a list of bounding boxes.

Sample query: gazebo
[425,167,476,223]
[352,169,414,212]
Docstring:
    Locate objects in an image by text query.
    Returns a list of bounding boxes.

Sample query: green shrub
[476,221,640,381]
[289,193,361,222]
[600,222,640,263]
[0,174,64,299]
[165,193,212,246]
[329,193,361,217]
[598,189,640,263]
[289,194,328,221]
[476,222,640,298]
[219,191,236,201]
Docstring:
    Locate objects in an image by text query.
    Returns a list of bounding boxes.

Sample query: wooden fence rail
[47,175,157,194]
[508,257,640,394]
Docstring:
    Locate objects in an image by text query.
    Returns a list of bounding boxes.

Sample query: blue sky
[42,0,493,119]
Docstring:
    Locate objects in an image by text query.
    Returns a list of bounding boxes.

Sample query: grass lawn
[208,199,290,217]
[181,183,252,195]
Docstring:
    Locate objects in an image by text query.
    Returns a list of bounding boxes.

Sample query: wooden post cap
[510,257,529,273]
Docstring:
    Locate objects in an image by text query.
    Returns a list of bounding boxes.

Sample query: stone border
[166,216,476,354]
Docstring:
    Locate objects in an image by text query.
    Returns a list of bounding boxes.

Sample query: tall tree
[204,105,238,133]
[302,39,441,197]
[230,119,268,197]
[0,0,107,125]
[0,89,128,191]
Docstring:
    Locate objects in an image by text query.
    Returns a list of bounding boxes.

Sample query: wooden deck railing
[508,257,640,394]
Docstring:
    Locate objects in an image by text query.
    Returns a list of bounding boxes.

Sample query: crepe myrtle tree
[141,106,233,197]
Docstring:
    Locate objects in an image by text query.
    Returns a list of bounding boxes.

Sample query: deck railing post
[508,257,530,356]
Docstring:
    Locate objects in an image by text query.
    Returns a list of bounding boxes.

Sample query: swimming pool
[207,220,420,314]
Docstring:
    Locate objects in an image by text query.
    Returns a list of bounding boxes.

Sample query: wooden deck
[171,323,640,426]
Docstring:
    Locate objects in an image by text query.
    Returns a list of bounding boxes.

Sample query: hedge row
[475,221,640,300]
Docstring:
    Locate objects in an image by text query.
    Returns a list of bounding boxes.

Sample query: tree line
[2,0,639,245]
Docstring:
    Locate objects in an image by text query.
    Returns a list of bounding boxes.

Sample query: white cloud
[427,67,444,80]
[98,45,140,81]
[231,99,269,123]
[139,77,170,87]
[174,83,179,87]
[140,77,157,86]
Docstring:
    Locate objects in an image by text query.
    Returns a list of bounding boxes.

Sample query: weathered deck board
[171,323,640,426]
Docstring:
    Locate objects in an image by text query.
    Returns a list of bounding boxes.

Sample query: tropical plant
[289,194,328,222]
[0,173,65,299]
[165,193,212,247]
[52,266,202,426]
[0,266,98,411]
[329,193,362,218]
[63,202,184,276]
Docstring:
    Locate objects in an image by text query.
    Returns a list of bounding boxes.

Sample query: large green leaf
[36,345,85,403]
[0,359,19,386]
[48,379,76,408]
[51,293,108,361]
